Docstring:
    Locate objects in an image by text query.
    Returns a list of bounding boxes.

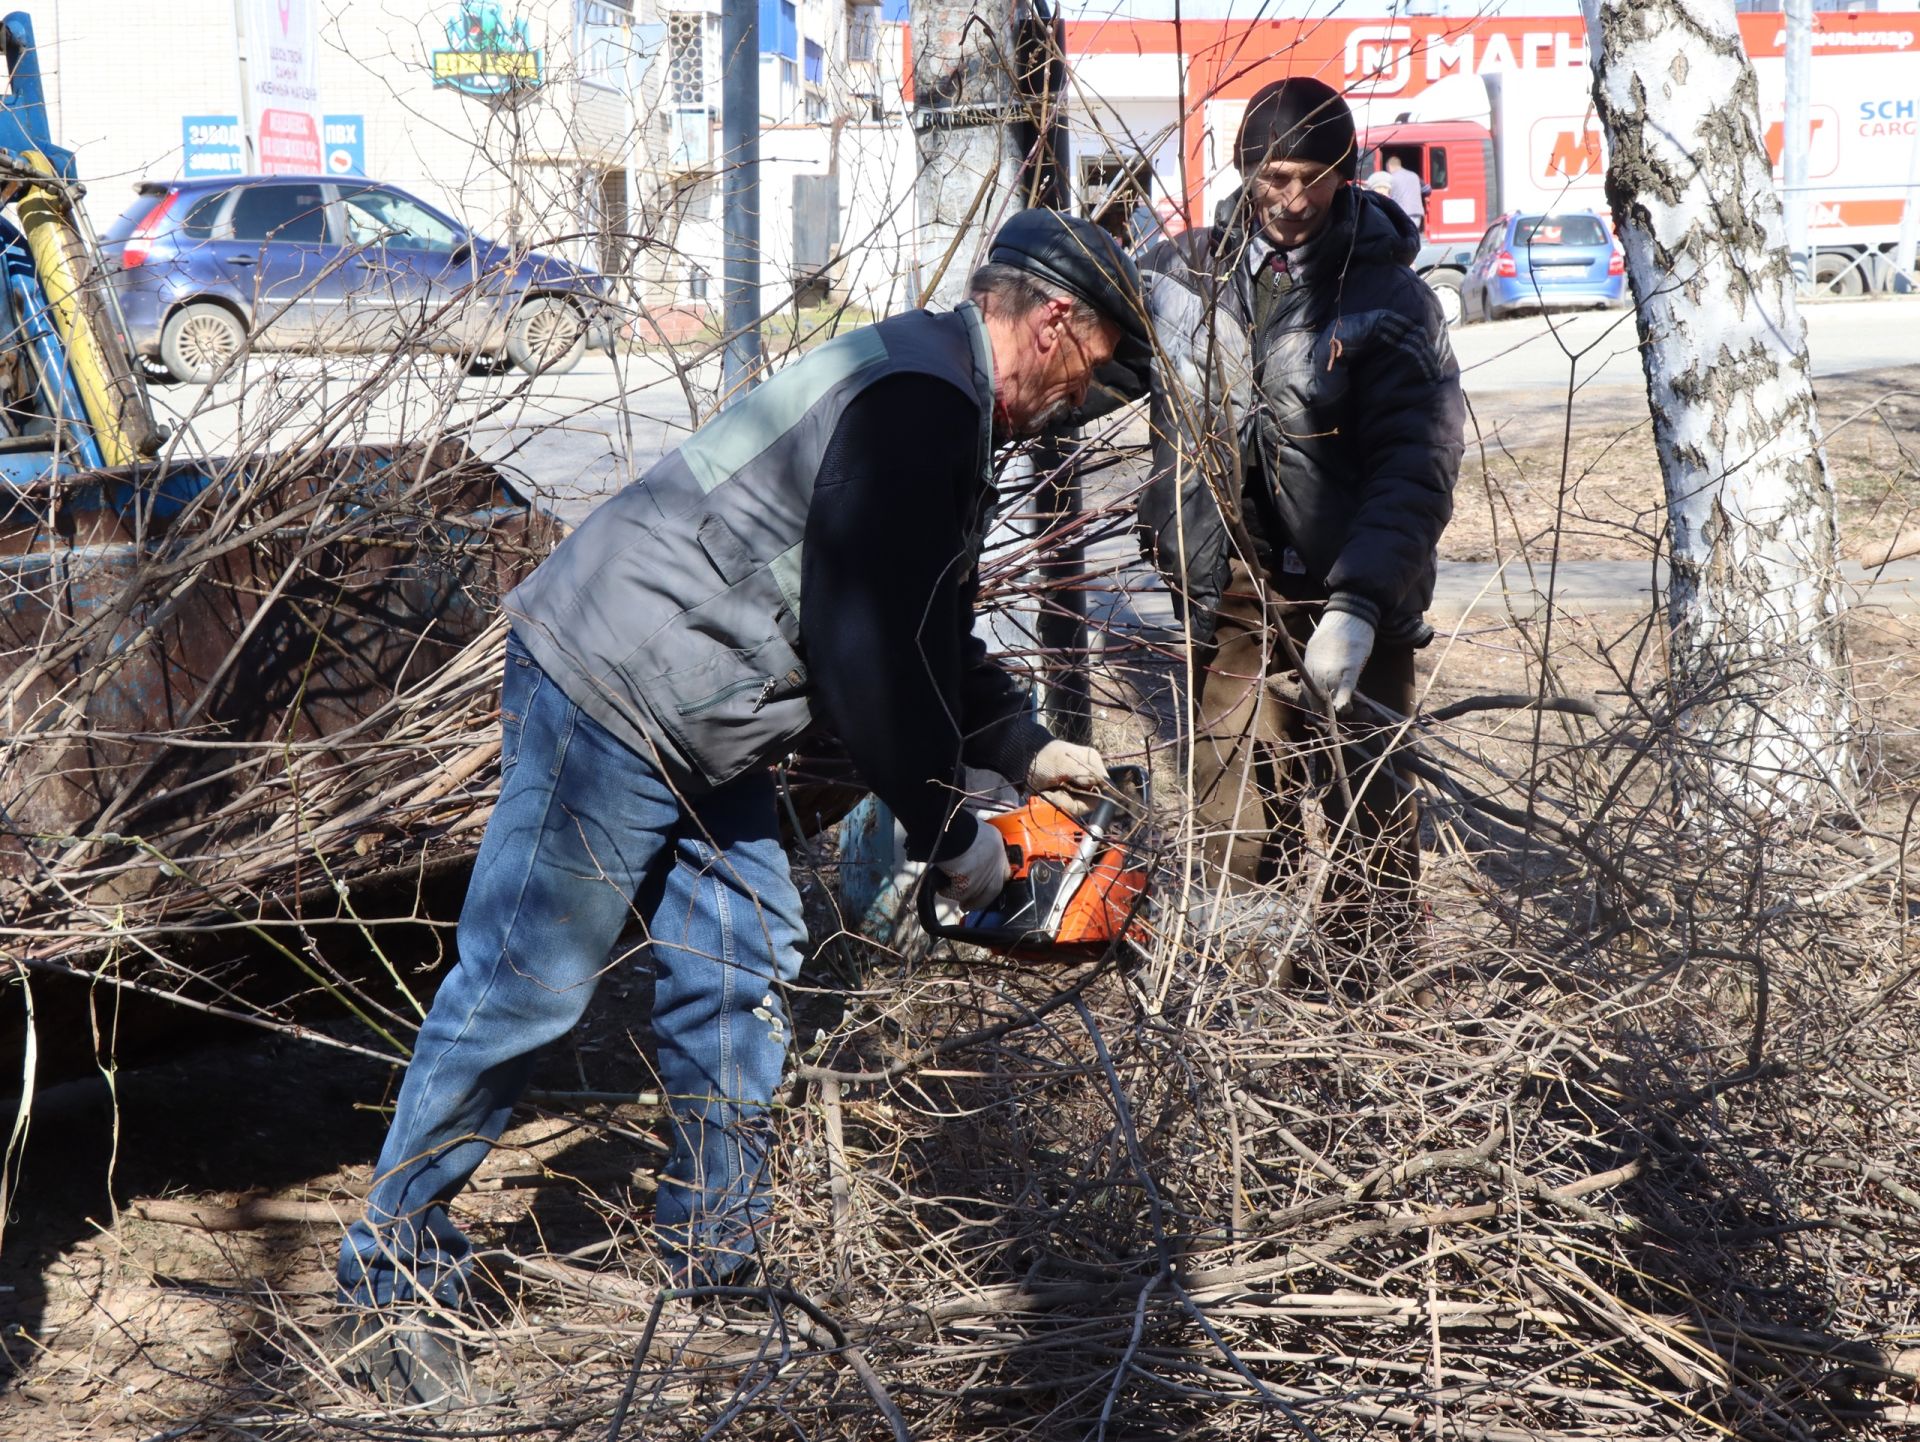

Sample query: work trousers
[337,632,806,1310]
[1189,560,1420,954]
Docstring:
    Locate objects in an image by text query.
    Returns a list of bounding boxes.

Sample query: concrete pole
[912,0,1029,710]
[230,0,258,170]
[1020,9,1091,745]
[1782,0,1812,289]
[1896,120,1920,294]
[910,0,1020,307]
[720,0,763,401]
[913,0,1087,737]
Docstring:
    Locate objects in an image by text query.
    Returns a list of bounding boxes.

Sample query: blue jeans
[337,633,807,1308]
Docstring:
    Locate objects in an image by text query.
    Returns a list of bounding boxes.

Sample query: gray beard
[1017,398,1073,438]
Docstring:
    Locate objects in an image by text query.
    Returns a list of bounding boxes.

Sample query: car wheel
[1812,252,1865,298]
[462,352,511,379]
[1481,292,1498,324]
[137,356,179,387]
[506,297,586,376]
[1424,269,1464,328]
[160,303,246,385]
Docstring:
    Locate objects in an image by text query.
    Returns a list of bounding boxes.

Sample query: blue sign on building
[323,115,367,175]
[181,116,245,179]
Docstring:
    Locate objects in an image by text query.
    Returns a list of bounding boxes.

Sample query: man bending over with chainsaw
[332,209,1152,1410]
[1137,77,1465,962]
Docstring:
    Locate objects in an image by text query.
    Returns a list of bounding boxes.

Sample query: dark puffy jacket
[1136,184,1464,645]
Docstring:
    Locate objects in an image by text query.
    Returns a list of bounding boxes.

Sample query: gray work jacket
[504,303,997,793]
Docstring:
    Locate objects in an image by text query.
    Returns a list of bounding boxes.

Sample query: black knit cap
[1234,76,1358,180]
[986,208,1150,354]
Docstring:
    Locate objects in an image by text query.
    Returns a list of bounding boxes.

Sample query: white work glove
[1026,739,1108,818]
[935,820,1011,911]
[1301,610,1376,713]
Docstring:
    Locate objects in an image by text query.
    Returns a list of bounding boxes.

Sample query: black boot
[330,1309,491,1412]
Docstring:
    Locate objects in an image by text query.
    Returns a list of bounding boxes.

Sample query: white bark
[1582,0,1854,813]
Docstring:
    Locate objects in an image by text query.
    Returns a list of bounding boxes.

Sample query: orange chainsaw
[918,765,1152,959]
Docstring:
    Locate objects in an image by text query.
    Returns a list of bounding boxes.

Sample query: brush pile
[1,436,555,1036]
[207,466,1920,1441]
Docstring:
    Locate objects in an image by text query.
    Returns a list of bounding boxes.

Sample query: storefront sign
[434,2,543,97]
[323,114,366,174]
[243,0,324,173]
[182,115,245,178]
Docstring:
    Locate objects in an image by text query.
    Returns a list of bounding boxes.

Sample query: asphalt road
[1450,294,1920,450]
[1436,294,1920,613]
[147,294,1920,611]
[147,347,706,528]
[1451,292,1920,392]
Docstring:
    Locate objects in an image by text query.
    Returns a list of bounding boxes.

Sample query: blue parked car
[1459,210,1626,323]
[102,175,612,383]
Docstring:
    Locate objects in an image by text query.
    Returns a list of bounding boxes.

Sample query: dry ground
[1447,366,1920,564]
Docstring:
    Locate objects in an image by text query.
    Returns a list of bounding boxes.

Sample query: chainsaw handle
[917,866,947,939]
[1081,764,1148,838]
[916,833,1004,943]
[917,764,1147,948]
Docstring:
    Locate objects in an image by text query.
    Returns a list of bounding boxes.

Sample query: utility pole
[720,0,762,401]
[1782,0,1811,290]
[1017,5,1089,745]
[230,0,258,169]
[910,0,1021,305]
[837,0,1082,936]
[910,0,1085,736]
[1896,123,1920,294]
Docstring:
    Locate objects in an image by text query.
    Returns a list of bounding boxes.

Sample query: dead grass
[1445,366,1920,565]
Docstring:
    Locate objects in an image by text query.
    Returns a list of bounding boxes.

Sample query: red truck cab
[1357,120,1496,246]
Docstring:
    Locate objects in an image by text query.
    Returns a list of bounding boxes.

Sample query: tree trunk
[1582,0,1854,814]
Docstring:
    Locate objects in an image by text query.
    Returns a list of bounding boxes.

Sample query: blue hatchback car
[1459,210,1626,323]
[103,175,612,383]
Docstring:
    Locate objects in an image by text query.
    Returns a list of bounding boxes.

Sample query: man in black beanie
[1136,75,1464,965]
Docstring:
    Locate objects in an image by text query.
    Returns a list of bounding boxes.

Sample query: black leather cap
[987,208,1151,357]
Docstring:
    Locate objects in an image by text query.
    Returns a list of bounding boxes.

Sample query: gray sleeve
[1134,259,1253,643]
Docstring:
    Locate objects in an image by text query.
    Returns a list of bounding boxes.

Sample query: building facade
[36,0,914,314]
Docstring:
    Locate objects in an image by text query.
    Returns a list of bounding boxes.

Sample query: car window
[1515,214,1608,248]
[1429,148,1449,191]
[103,193,165,245]
[1474,224,1502,260]
[228,185,331,244]
[180,193,226,240]
[339,189,461,252]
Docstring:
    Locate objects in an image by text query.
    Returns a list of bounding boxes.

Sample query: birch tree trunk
[1582,0,1854,815]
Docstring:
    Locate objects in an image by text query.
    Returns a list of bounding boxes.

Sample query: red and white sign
[244,0,323,174]
[1064,13,1920,243]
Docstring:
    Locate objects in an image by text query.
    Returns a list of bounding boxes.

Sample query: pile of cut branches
[194,483,1920,1441]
